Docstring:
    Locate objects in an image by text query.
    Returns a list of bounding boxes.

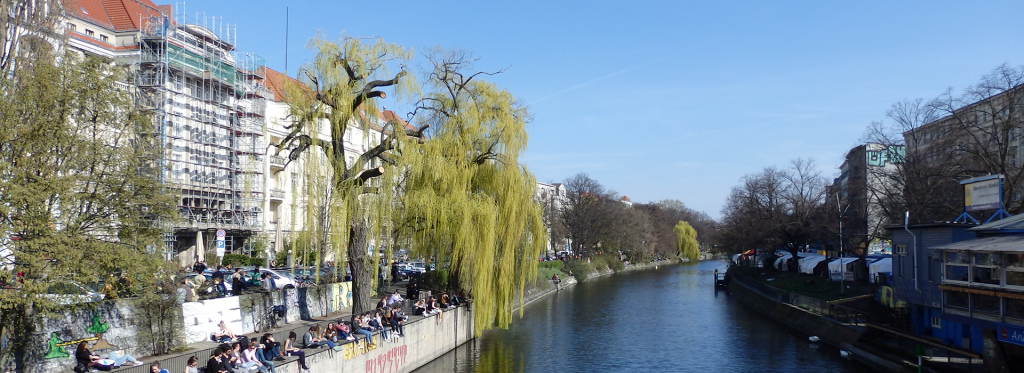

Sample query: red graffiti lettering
[363,345,408,373]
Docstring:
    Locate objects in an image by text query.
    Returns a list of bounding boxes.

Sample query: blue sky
[191,0,1024,219]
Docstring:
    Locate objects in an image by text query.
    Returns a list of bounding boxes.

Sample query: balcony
[269,188,285,201]
[270,155,287,169]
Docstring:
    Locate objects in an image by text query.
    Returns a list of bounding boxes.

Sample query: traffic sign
[216,239,226,257]
[216,229,226,238]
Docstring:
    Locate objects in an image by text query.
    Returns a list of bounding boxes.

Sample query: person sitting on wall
[324,322,339,343]
[303,325,338,350]
[218,346,236,373]
[376,296,388,310]
[351,315,375,347]
[413,299,426,316]
[388,290,404,306]
[335,320,354,341]
[284,331,311,372]
[184,356,200,373]
[260,334,284,361]
[212,320,237,343]
[386,305,404,337]
[149,361,170,373]
[253,338,276,373]
[207,348,228,373]
[78,340,143,371]
[239,340,269,373]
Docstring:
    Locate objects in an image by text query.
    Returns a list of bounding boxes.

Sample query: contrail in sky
[529,55,673,105]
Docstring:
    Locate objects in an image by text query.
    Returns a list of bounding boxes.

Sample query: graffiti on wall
[43,313,116,359]
[364,345,408,373]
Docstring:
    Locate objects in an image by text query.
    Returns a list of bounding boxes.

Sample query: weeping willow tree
[400,51,547,334]
[274,34,422,313]
[674,220,700,261]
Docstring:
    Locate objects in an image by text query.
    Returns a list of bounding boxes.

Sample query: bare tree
[559,173,613,258]
[717,159,829,270]
[928,64,1024,215]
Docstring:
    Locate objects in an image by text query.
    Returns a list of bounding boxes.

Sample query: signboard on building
[962,175,1002,212]
[996,323,1024,347]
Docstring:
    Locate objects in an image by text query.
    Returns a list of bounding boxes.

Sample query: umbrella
[196,230,205,263]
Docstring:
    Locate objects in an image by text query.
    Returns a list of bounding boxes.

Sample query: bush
[538,260,564,270]
[420,269,451,291]
[564,260,593,280]
[535,267,567,290]
[221,253,265,267]
[590,256,610,272]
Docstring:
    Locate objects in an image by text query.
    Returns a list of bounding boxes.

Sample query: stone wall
[294,307,475,373]
[33,297,184,373]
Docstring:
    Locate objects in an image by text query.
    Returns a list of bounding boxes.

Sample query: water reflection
[415,260,871,373]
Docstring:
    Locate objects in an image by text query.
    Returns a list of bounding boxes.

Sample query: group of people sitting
[412,292,462,323]
[198,334,284,373]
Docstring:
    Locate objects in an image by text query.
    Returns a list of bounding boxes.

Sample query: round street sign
[216,229,226,238]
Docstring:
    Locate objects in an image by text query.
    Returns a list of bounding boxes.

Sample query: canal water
[415,259,872,373]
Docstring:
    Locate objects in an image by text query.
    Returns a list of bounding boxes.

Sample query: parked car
[407,261,427,274]
[43,282,105,305]
[241,267,297,289]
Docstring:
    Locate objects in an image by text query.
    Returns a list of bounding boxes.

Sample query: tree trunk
[347,222,373,314]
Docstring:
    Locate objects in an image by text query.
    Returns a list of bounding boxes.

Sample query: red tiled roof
[69,0,164,32]
[382,110,415,131]
[263,67,299,102]
[621,196,631,202]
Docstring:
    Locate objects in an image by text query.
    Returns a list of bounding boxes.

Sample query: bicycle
[253,305,285,333]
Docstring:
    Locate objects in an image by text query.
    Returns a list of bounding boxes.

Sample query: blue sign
[996,323,1024,347]
[216,240,225,249]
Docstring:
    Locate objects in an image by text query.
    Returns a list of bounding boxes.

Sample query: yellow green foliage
[674,221,700,261]
[401,71,546,334]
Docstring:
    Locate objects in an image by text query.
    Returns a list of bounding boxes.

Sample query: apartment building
[64,0,416,266]
[837,143,905,254]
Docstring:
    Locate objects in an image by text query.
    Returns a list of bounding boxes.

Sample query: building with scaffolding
[67,1,267,265]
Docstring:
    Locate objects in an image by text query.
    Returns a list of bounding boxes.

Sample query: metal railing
[730,272,868,324]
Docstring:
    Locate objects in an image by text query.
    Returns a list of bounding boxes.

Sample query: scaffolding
[135,4,265,255]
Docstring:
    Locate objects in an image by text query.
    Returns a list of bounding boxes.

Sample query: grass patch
[733,266,875,302]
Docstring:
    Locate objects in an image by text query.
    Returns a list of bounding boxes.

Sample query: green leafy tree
[275,34,419,313]
[674,221,699,261]
[399,51,546,333]
[0,49,176,371]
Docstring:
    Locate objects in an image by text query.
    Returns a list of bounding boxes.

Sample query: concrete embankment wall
[299,306,474,373]
[728,272,913,373]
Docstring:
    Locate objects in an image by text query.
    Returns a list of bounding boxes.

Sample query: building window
[1007,298,1024,320]
[944,290,969,309]
[1008,253,1024,287]
[944,251,970,282]
[974,253,1000,285]
[973,294,1000,315]
[100,35,108,42]
[85,29,94,37]
[895,245,907,255]
[67,23,76,31]
[930,317,942,329]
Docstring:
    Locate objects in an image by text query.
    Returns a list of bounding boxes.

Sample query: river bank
[727,267,920,373]
[514,258,679,312]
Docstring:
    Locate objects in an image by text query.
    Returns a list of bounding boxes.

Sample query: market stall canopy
[799,255,827,274]
[869,258,892,283]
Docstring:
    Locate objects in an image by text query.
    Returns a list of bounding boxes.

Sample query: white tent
[869,257,893,283]
[828,258,857,281]
[774,252,793,270]
[799,255,827,274]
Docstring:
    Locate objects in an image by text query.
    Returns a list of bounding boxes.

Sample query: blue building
[888,223,978,349]
[889,216,1024,369]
